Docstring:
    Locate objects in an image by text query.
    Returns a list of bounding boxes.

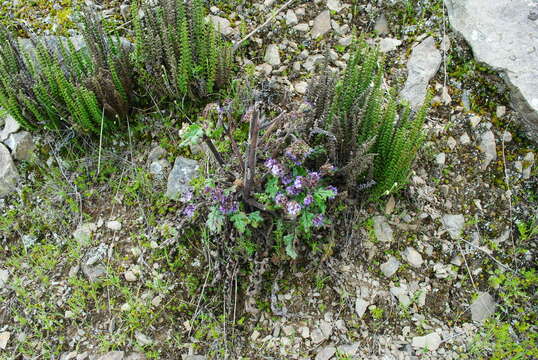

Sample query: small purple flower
[275,193,288,207]
[286,185,300,196]
[327,185,338,199]
[294,176,305,189]
[183,204,196,218]
[264,158,278,170]
[220,200,238,215]
[281,175,293,185]
[312,214,324,227]
[303,194,313,206]
[265,158,285,177]
[286,201,302,217]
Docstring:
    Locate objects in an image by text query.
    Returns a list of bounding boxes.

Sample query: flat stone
[374,14,390,35]
[400,36,442,110]
[285,9,298,26]
[379,37,402,53]
[411,332,441,351]
[380,256,401,277]
[403,247,424,268]
[315,346,336,360]
[311,10,331,38]
[124,270,137,282]
[470,292,496,322]
[0,143,19,197]
[134,332,152,346]
[165,157,199,201]
[441,214,465,239]
[355,298,369,318]
[207,15,233,36]
[0,269,8,288]
[478,130,497,169]
[293,23,310,32]
[0,331,10,350]
[294,81,308,95]
[0,115,21,141]
[337,343,359,356]
[96,351,124,360]
[106,220,122,231]
[310,328,326,344]
[264,44,281,66]
[445,0,538,142]
[82,264,106,282]
[125,353,146,360]
[373,216,393,242]
[4,131,34,161]
[327,0,343,12]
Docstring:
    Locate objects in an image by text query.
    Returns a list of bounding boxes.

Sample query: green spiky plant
[0,8,132,135]
[131,0,233,103]
[305,39,431,200]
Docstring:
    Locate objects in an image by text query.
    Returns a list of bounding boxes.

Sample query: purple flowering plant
[255,157,338,258]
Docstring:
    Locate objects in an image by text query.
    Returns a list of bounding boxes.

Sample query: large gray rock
[470,292,496,322]
[264,44,281,66]
[400,36,442,109]
[311,10,331,38]
[445,0,538,142]
[4,131,34,161]
[0,115,21,142]
[0,143,18,197]
[165,157,199,201]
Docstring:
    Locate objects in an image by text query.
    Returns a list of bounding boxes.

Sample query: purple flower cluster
[265,158,285,177]
[183,204,196,218]
[205,186,238,215]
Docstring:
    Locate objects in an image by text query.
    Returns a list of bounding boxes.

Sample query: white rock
[106,220,122,231]
[311,10,331,38]
[400,37,442,110]
[403,247,424,268]
[315,346,336,360]
[355,298,369,318]
[0,115,21,141]
[521,152,534,179]
[4,131,34,160]
[373,216,393,242]
[166,157,199,200]
[411,332,441,351]
[337,343,359,356]
[496,105,506,118]
[441,214,465,239]
[207,15,233,36]
[124,270,137,282]
[470,292,496,322]
[0,269,8,288]
[374,14,390,35]
[338,36,352,46]
[445,0,538,142]
[380,256,401,277]
[285,9,298,26]
[264,44,281,66]
[293,23,310,32]
[460,132,471,145]
[135,331,153,346]
[97,351,124,360]
[0,143,19,197]
[479,130,497,169]
[310,328,325,343]
[327,0,342,12]
[303,54,325,72]
[435,152,446,166]
[379,38,402,53]
[0,331,10,350]
[294,81,308,95]
[502,131,512,143]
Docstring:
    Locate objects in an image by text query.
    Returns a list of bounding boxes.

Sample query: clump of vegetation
[305,40,430,200]
[131,0,233,103]
[0,8,132,134]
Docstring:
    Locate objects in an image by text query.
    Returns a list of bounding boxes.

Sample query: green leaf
[230,211,249,234]
[248,211,264,228]
[265,176,279,198]
[180,123,204,147]
[206,206,225,234]
[300,211,314,233]
[284,234,297,259]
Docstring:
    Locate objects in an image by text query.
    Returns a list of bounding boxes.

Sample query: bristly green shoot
[305,38,431,201]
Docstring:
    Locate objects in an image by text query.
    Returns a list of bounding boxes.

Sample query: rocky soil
[0,1,537,359]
